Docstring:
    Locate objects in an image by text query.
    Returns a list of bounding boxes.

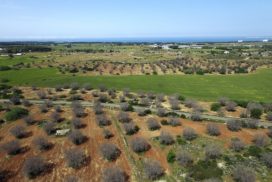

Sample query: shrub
[99,84,107,92]
[120,102,133,111]
[218,97,229,106]
[99,94,108,103]
[243,119,259,129]
[191,112,203,122]
[71,118,84,129]
[50,111,62,122]
[71,101,85,117]
[169,99,180,110]
[40,104,48,113]
[130,137,150,153]
[103,129,114,139]
[100,143,121,161]
[144,159,164,180]
[70,82,80,90]
[23,115,35,125]
[167,150,176,163]
[117,112,131,123]
[246,146,263,157]
[147,118,161,131]
[32,136,52,151]
[65,148,86,169]
[102,167,126,182]
[168,117,181,127]
[226,120,241,131]
[267,112,272,121]
[261,152,272,168]
[184,99,197,108]
[9,95,21,105]
[123,122,139,135]
[210,103,221,111]
[230,138,245,152]
[140,98,150,106]
[37,91,47,99]
[96,114,111,126]
[94,101,103,114]
[225,101,237,112]
[2,140,21,155]
[252,134,269,147]
[157,108,166,117]
[4,107,28,121]
[22,99,32,107]
[83,83,92,90]
[22,156,47,179]
[10,125,27,139]
[54,105,62,113]
[176,150,193,166]
[68,130,87,145]
[159,131,175,145]
[205,145,222,160]
[183,127,197,141]
[43,122,56,135]
[232,165,255,182]
[206,123,221,136]
[250,108,262,119]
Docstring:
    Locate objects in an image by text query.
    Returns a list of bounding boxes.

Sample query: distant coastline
[0,37,271,43]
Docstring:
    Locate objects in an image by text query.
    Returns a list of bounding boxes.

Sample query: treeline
[0,45,52,53]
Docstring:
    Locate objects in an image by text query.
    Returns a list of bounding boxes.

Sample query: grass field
[1,68,272,102]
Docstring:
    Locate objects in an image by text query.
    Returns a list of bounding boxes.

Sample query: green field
[1,68,272,102]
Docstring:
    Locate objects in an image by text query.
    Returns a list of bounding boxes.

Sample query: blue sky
[0,0,271,39]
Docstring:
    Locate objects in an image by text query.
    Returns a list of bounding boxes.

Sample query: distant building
[224,51,230,54]
[238,40,243,43]
[263,39,269,42]
[162,44,171,50]
[178,45,190,49]
[13,53,23,56]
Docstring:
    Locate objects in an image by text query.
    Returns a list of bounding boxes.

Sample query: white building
[224,51,230,54]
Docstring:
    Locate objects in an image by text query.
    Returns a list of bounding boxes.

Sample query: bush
[230,138,245,152]
[10,125,27,139]
[225,101,237,112]
[184,99,197,108]
[226,120,241,131]
[99,94,108,103]
[68,130,87,145]
[147,118,161,131]
[176,150,193,166]
[183,127,197,141]
[2,140,21,155]
[9,95,21,105]
[102,167,126,182]
[169,99,180,110]
[168,117,181,127]
[70,82,80,90]
[65,148,86,169]
[261,152,272,168]
[167,150,176,163]
[232,165,255,182]
[210,103,221,112]
[37,91,47,99]
[96,114,111,126]
[267,112,272,121]
[32,136,52,151]
[103,129,114,139]
[250,108,262,119]
[191,112,202,122]
[100,143,120,161]
[43,122,56,135]
[71,101,85,117]
[123,122,139,135]
[22,156,47,179]
[50,111,62,122]
[130,137,150,153]
[190,160,223,181]
[83,83,92,91]
[252,134,269,147]
[120,102,133,111]
[117,112,131,123]
[23,115,35,125]
[54,105,62,113]
[71,118,84,129]
[159,131,175,145]
[218,97,229,106]
[205,145,222,160]
[144,159,164,180]
[243,119,259,129]
[246,146,263,157]
[40,104,48,113]
[206,123,221,136]
[22,99,32,107]
[94,101,103,114]
[4,107,28,121]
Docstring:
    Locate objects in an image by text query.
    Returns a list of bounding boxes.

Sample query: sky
[0,0,271,40]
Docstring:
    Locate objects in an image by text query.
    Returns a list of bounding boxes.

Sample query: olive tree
[176,150,193,166]
[130,137,150,153]
[102,166,126,182]
[226,120,241,131]
[100,143,121,161]
[2,140,21,155]
[144,159,164,180]
[147,118,161,131]
[10,125,27,139]
[68,130,87,145]
[232,165,255,182]
[159,131,175,145]
[252,134,269,147]
[183,127,197,141]
[230,138,245,152]
[65,148,87,169]
[206,123,221,136]
[32,136,52,151]
[22,156,48,179]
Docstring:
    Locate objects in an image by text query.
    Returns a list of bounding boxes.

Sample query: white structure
[224,51,230,54]
[263,39,269,42]
[56,129,70,136]
[238,40,243,43]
